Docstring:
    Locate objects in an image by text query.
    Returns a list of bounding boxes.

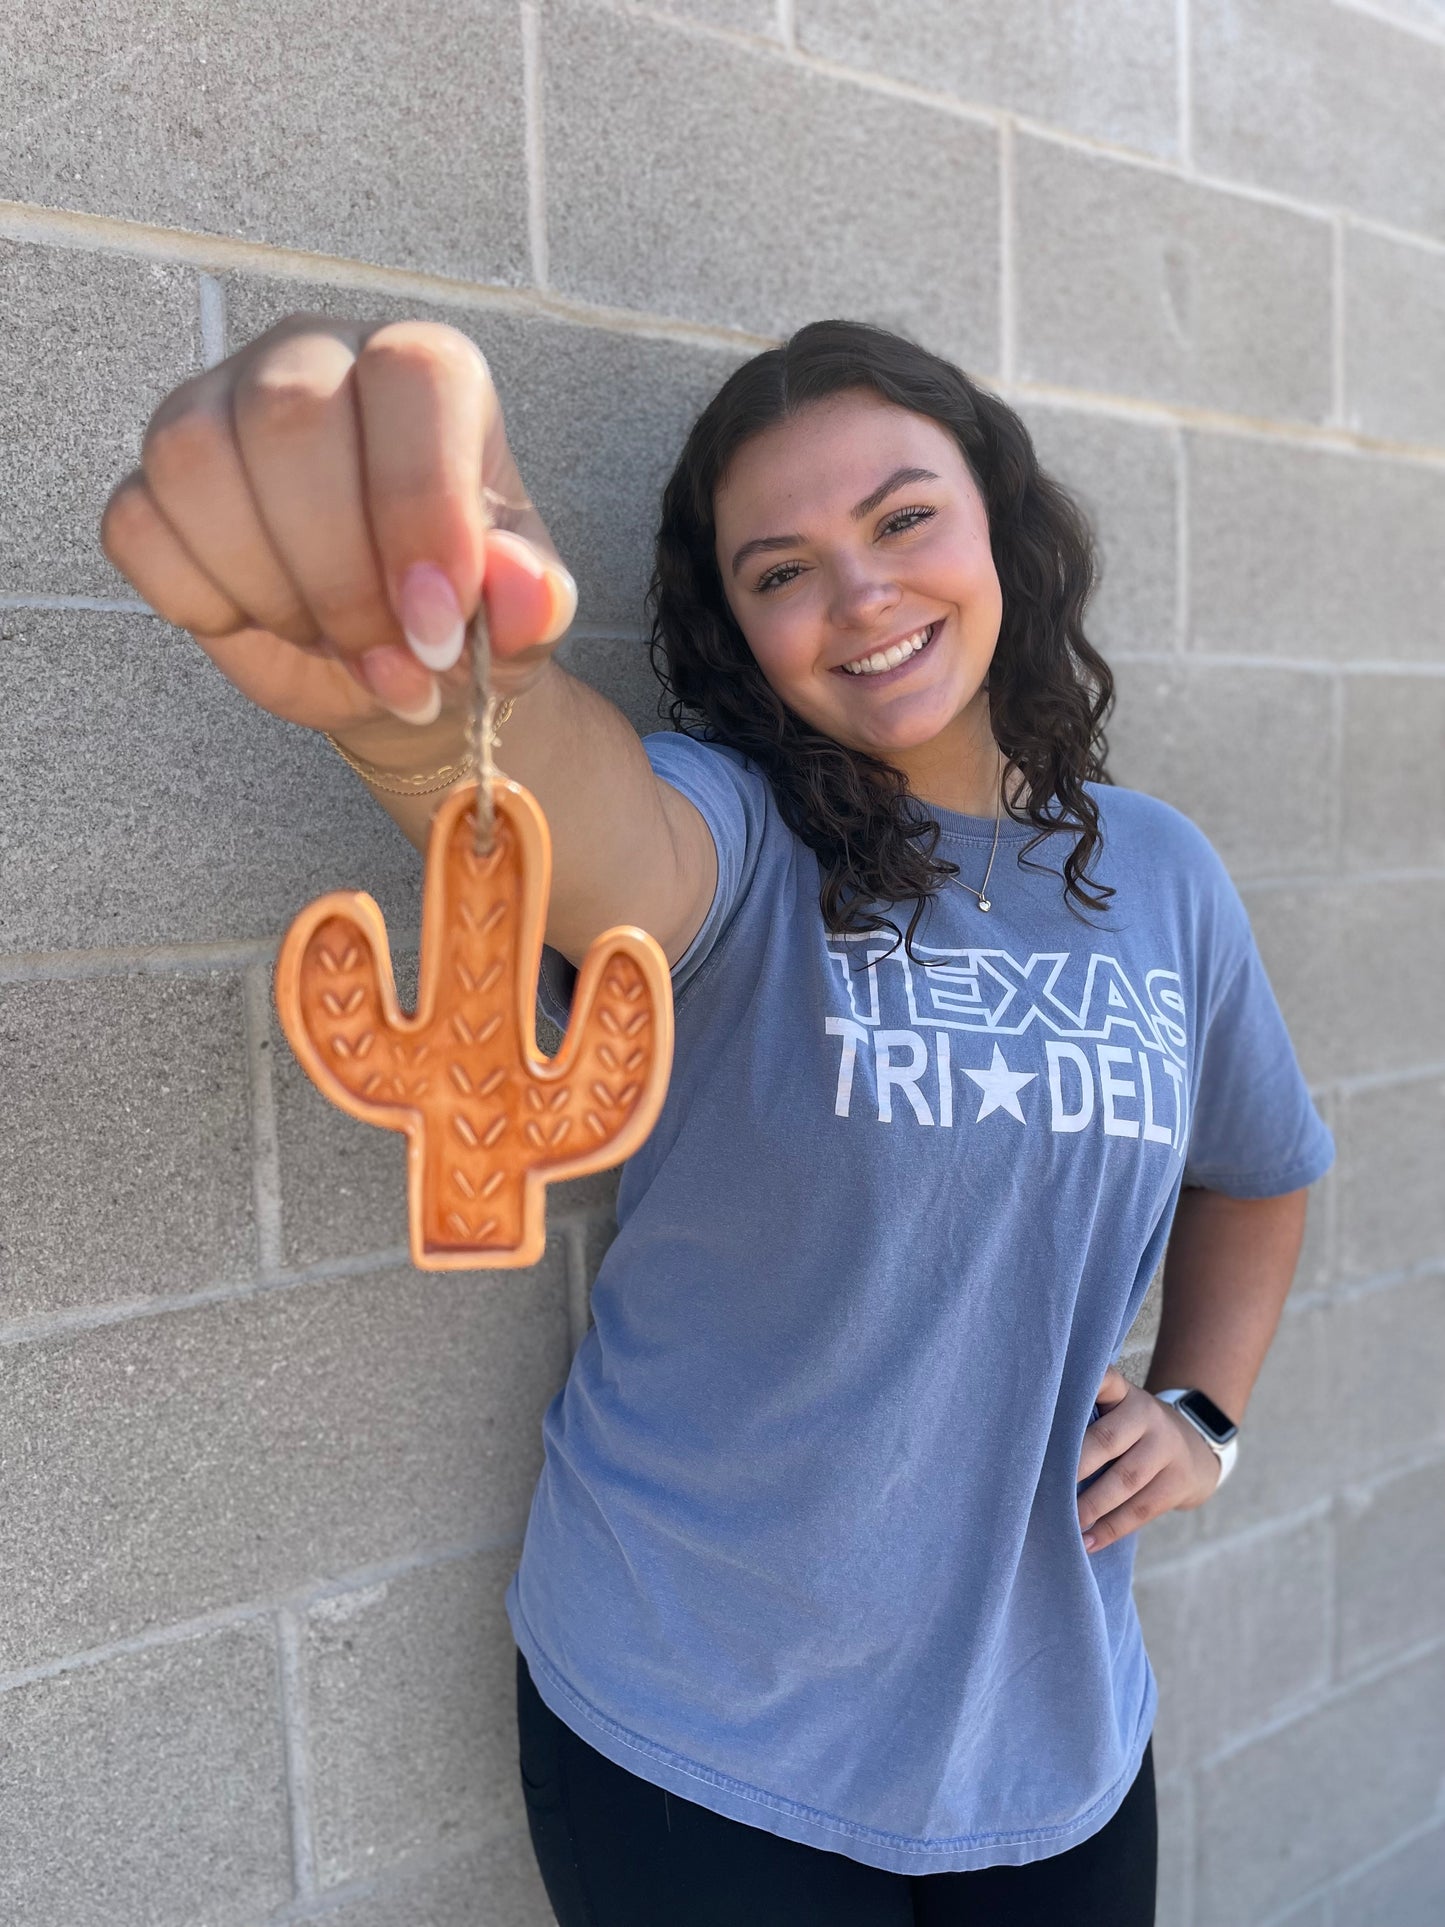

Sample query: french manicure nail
[541,564,579,646]
[397,561,465,672]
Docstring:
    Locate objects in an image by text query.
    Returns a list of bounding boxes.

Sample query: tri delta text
[821,943,1190,1148]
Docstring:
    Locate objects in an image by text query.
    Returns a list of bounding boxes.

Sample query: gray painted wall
[2,3,1443,1923]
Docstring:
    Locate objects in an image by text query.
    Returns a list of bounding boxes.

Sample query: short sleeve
[1182,934,1335,1198]
[536,732,774,1027]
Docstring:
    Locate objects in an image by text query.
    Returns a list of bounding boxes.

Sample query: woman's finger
[101,470,249,638]
[231,328,399,658]
[193,626,381,733]
[1078,1434,1173,1541]
[354,321,496,672]
[354,323,576,673]
[139,367,321,649]
[481,529,578,654]
[1095,1364,1131,1409]
[1081,1467,1187,1551]
[1076,1389,1150,1486]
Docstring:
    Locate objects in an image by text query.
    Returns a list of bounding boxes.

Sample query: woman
[103,315,1332,1926]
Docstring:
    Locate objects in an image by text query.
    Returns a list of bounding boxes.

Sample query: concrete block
[1335,1074,1445,1284]
[1359,0,1445,30]
[548,1161,622,1225]
[294,1829,553,1927]
[1015,139,1332,422]
[221,275,747,635]
[1327,1277,1445,1481]
[1333,1816,1445,1927]
[1341,674,1445,873]
[1017,404,1177,656]
[0,241,202,597]
[1108,661,1334,881]
[1187,436,1445,664]
[1294,1087,1336,1297]
[543,0,1000,364]
[563,1205,621,1346]
[1243,879,1445,1085]
[302,1547,525,1888]
[1196,1302,1338,1541]
[1194,1645,1445,1926]
[0,608,423,953]
[0,1623,290,1927]
[1266,1901,1329,1927]
[1135,1513,1331,1761]
[270,984,412,1269]
[0,1258,569,1671]
[1155,1772,1192,1927]
[1121,1264,1165,1355]
[1345,229,1445,447]
[0,0,529,283]
[0,974,254,1318]
[557,634,670,741]
[797,0,1179,156]
[1336,1454,1445,1677]
[655,0,778,29]
[1192,0,1445,241]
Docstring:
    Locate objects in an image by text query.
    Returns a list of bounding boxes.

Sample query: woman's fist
[101,315,576,744]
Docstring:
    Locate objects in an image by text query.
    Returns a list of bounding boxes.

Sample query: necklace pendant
[977,897,991,913]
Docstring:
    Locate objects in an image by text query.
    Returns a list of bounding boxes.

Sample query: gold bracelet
[324,700,514,797]
[324,734,475,796]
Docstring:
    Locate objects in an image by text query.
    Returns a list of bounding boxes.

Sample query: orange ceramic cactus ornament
[275,778,674,1269]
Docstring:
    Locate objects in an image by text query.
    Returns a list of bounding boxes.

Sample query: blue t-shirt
[506,734,1333,1875]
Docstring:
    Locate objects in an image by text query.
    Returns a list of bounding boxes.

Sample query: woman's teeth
[841,623,934,677]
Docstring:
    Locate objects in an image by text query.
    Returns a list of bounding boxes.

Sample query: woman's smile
[833,617,941,681]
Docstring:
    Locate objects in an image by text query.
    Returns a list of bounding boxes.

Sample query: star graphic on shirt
[962,1043,1037,1124]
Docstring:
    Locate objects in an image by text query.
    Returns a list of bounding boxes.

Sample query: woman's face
[713,391,1004,784]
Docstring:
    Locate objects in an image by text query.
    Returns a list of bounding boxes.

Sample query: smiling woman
[102,309,1333,1927]
[651,323,1116,962]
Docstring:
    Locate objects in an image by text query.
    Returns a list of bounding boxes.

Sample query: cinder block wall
[2,4,1442,1923]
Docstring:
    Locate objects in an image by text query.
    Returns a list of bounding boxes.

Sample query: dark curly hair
[647,319,1116,955]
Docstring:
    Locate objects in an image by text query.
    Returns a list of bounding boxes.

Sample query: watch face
[1181,1389,1238,1444]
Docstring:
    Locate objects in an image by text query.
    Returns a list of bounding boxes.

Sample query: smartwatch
[1155,1388,1239,1489]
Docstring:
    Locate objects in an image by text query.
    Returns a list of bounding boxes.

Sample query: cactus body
[275,778,674,1269]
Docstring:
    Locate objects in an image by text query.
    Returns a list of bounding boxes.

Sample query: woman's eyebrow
[729,466,942,578]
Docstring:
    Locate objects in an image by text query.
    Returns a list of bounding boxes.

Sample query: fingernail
[541,564,578,646]
[1082,1533,1097,1551]
[397,562,465,672]
[356,645,442,726]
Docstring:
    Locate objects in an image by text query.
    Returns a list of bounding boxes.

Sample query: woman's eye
[880,505,936,538]
[754,508,934,591]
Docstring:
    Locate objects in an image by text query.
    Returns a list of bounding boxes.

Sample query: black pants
[517,1653,1157,1926]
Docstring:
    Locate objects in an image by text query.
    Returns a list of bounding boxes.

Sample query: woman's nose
[828,557,901,629]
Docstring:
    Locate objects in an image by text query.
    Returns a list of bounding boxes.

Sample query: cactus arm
[522,927,675,1180]
[274,892,420,1133]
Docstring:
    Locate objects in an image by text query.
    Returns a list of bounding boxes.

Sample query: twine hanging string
[468,592,499,856]
[467,484,539,854]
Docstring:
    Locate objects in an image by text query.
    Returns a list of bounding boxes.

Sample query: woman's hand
[100,314,577,759]
[1076,1365,1222,1552]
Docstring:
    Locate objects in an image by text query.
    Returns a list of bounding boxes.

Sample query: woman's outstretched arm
[101,315,717,971]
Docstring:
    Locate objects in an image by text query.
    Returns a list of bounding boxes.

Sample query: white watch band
[1156,1388,1238,1489]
